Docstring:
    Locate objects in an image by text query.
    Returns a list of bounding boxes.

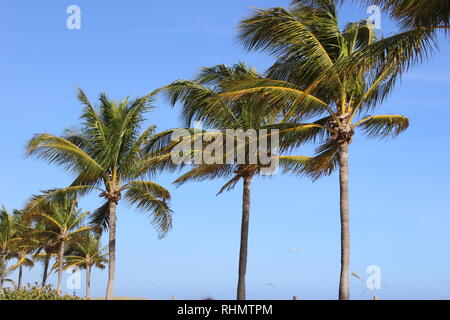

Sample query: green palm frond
[25,186,101,213]
[220,81,330,120]
[173,164,235,186]
[89,202,110,233]
[278,156,311,175]
[303,140,340,180]
[26,134,104,179]
[355,114,409,138]
[124,183,172,239]
[238,6,336,68]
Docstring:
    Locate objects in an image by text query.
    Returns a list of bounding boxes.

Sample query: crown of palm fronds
[51,232,108,272]
[214,1,417,178]
[157,63,317,192]
[26,89,172,238]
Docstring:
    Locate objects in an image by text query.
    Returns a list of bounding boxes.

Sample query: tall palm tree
[62,232,108,299]
[223,0,435,299]
[161,63,309,300]
[27,195,92,294]
[26,89,172,300]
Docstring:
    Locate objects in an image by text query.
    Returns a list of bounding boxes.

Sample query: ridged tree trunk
[106,200,117,300]
[18,265,23,289]
[86,265,91,299]
[57,240,65,294]
[237,175,252,300]
[0,255,4,290]
[42,253,50,286]
[338,142,350,300]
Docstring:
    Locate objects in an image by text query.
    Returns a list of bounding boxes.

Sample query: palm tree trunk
[338,142,350,300]
[18,265,23,289]
[0,255,4,290]
[42,253,50,287]
[237,175,252,300]
[86,265,91,299]
[106,200,117,300]
[57,240,65,294]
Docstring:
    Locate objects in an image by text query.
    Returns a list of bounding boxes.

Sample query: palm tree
[11,250,35,289]
[0,259,14,290]
[161,63,309,300]
[6,209,39,289]
[26,89,172,300]
[62,232,108,299]
[222,0,435,299]
[0,208,32,290]
[0,207,17,267]
[33,230,60,287]
[27,195,92,294]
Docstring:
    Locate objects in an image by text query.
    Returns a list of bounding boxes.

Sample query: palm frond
[355,114,409,138]
[124,183,173,239]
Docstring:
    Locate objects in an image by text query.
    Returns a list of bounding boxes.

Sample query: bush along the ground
[0,283,83,300]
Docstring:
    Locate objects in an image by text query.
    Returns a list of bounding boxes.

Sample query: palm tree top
[26,89,172,238]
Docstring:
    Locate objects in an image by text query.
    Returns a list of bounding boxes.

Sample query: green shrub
[0,283,83,300]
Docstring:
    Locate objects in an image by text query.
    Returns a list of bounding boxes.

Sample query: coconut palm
[26,89,172,300]
[0,259,15,290]
[11,251,35,289]
[160,63,309,300]
[26,195,92,294]
[0,207,29,288]
[0,207,18,266]
[7,213,37,289]
[61,232,107,299]
[0,208,17,290]
[221,0,436,299]
[33,229,60,287]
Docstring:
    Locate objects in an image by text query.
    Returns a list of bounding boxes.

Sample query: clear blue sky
[1,1,450,300]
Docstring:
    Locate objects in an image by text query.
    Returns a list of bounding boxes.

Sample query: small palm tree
[0,207,28,289]
[0,207,18,266]
[225,0,434,299]
[27,195,92,294]
[62,232,107,299]
[161,63,309,300]
[11,251,35,289]
[0,259,14,290]
[26,89,172,299]
[6,210,39,289]
[33,230,60,287]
